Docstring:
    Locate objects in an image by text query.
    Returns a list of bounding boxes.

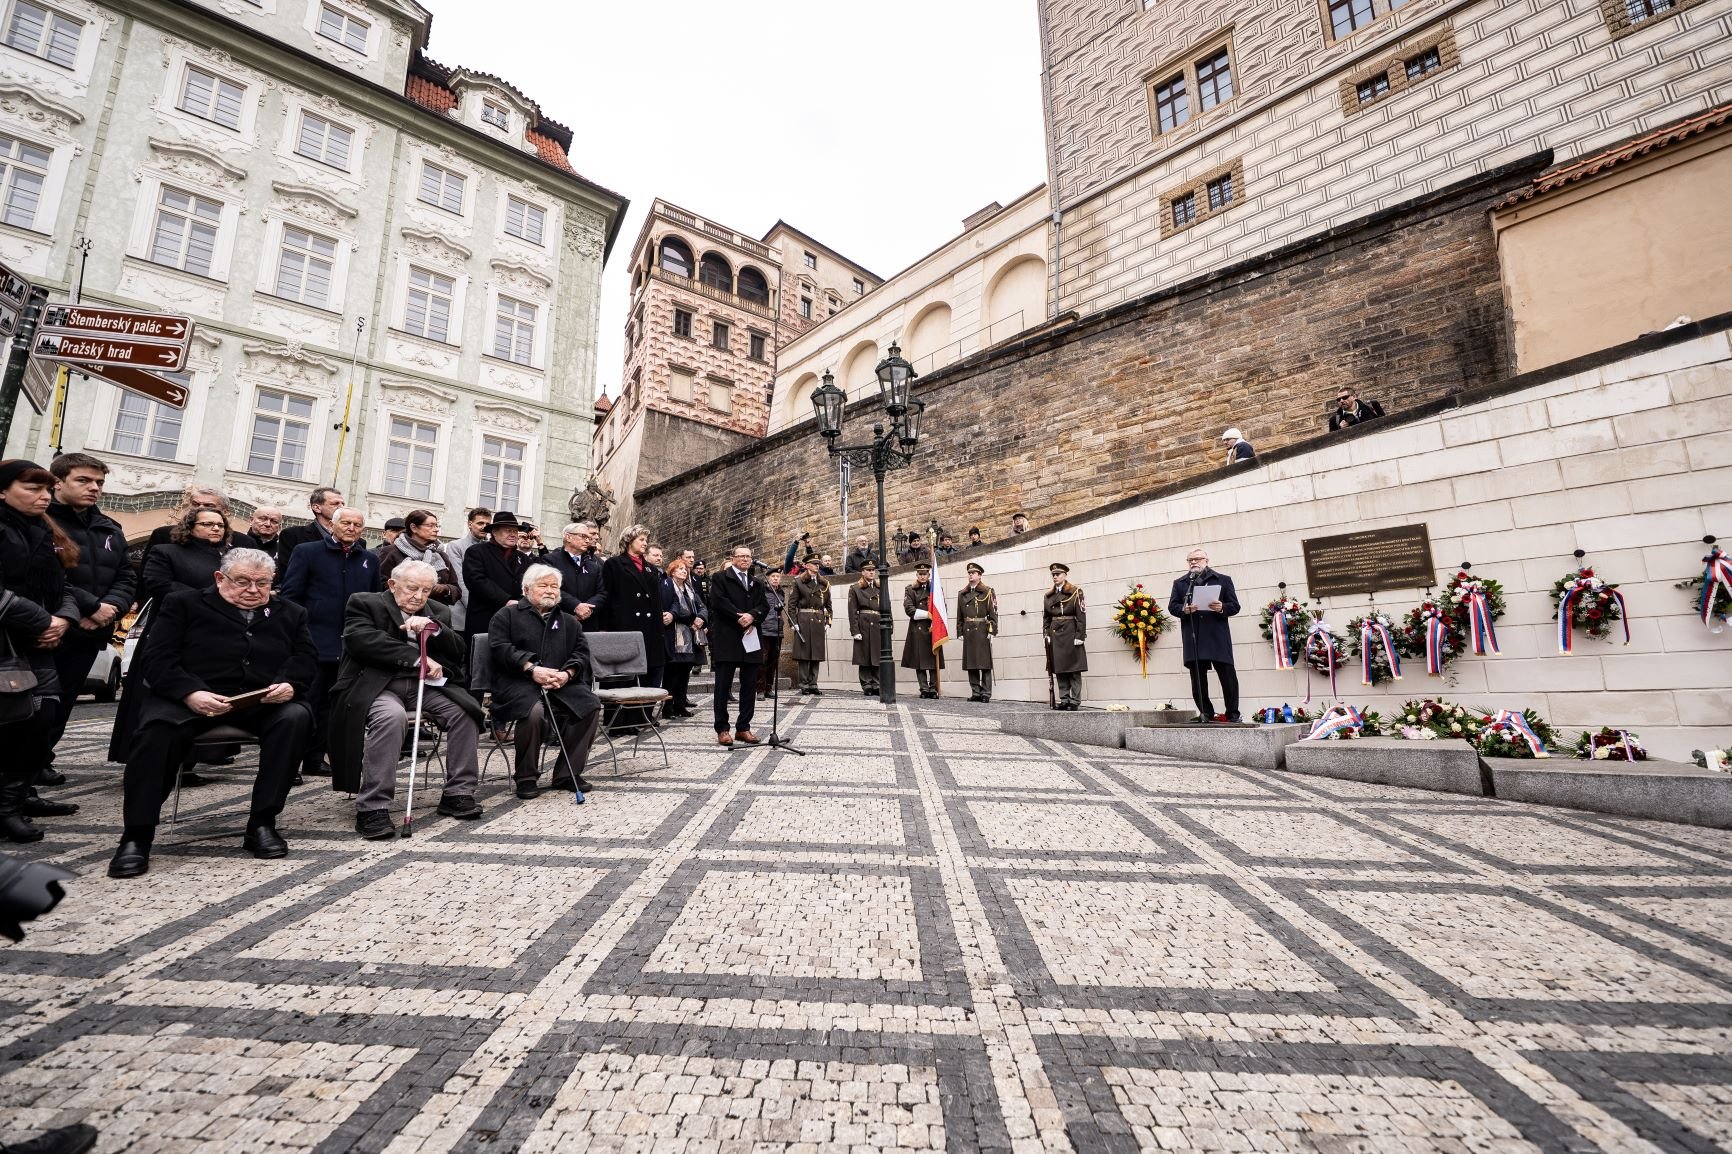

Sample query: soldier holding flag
[901,561,944,698]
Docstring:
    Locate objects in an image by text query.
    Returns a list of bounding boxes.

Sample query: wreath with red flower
[1344,612,1403,685]
[1112,584,1169,676]
[1441,570,1506,629]
[1394,597,1464,671]
[1550,566,1624,641]
[1259,598,1342,675]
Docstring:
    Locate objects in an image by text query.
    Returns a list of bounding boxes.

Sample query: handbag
[0,592,41,725]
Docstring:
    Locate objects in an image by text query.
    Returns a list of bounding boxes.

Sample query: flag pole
[929,526,941,699]
[330,317,364,486]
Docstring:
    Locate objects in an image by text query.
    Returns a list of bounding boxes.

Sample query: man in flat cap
[1043,562,1087,710]
[958,562,997,703]
[902,562,942,698]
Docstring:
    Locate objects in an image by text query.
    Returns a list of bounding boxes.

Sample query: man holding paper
[1167,549,1243,723]
[707,545,769,746]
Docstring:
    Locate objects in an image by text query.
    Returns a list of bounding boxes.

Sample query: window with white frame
[707,376,733,414]
[3,0,82,68]
[149,186,222,277]
[109,379,186,460]
[273,225,336,307]
[417,161,465,214]
[478,434,524,509]
[294,111,352,170]
[669,365,694,403]
[403,266,455,342]
[316,3,368,51]
[383,416,437,498]
[492,295,536,365]
[504,195,545,245]
[480,100,509,130]
[246,387,314,478]
[0,134,49,230]
[179,65,245,131]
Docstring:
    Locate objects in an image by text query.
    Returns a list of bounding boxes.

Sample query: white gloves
[852,634,862,640]
[913,609,930,620]
[1073,639,1084,646]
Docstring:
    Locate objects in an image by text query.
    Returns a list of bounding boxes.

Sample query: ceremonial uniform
[848,575,884,695]
[901,565,943,698]
[958,565,998,703]
[787,569,832,694]
[1043,564,1087,710]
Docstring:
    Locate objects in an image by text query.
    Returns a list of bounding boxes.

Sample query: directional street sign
[0,302,17,338]
[41,303,191,344]
[34,331,188,372]
[76,362,189,409]
[0,260,28,311]
[19,346,55,414]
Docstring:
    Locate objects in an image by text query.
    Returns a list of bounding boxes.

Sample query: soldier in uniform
[848,560,884,696]
[788,556,832,695]
[1043,562,1087,710]
[958,562,998,702]
[901,561,943,698]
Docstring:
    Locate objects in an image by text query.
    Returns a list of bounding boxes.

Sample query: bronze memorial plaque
[1301,524,1435,598]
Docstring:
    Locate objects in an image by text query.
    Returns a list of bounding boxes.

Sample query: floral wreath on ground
[1344,611,1403,685]
[1394,699,1485,742]
[1471,708,1559,759]
[1573,727,1647,761]
[1111,583,1169,676]
[1551,565,1625,643]
[1395,597,1465,676]
[1692,746,1731,772]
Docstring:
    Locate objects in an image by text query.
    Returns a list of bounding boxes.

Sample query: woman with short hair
[660,558,707,718]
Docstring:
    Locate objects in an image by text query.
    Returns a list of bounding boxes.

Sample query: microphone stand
[763,651,805,756]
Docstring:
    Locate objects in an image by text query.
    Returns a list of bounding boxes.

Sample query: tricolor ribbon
[1487,708,1549,757]
[1700,547,1732,628]
[417,619,441,679]
[1271,605,1294,670]
[1359,619,1402,685]
[1462,587,1500,655]
[1422,606,1449,676]
[1557,578,1630,653]
[1304,704,1365,741]
[1303,619,1337,703]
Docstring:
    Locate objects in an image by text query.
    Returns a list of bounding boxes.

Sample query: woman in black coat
[660,558,707,718]
[0,460,82,842]
[141,507,232,602]
[599,524,667,685]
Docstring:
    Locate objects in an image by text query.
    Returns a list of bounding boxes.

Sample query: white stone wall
[1044,0,1732,318]
[819,329,1732,761]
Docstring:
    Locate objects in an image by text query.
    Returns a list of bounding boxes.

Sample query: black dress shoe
[1,814,43,843]
[34,766,67,787]
[108,837,151,878]
[546,778,578,792]
[516,783,541,800]
[178,771,214,787]
[576,776,596,791]
[355,809,396,839]
[242,825,288,859]
[4,1121,98,1154]
[436,794,482,819]
[22,796,78,817]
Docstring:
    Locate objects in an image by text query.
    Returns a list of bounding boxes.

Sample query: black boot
[0,775,42,844]
[108,828,154,878]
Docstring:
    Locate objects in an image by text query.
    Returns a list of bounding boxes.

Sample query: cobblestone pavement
[5,696,1732,1153]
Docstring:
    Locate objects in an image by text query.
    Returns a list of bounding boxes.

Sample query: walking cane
[541,686,587,806]
[401,622,434,839]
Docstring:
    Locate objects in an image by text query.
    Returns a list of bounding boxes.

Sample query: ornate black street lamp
[811,341,921,703]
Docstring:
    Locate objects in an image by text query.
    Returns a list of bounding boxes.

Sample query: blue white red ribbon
[1303,619,1337,703]
[1271,604,1295,670]
[1557,577,1629,654]
[1487,708,1549,757]
[1421,605,1449,675]
[1304,704,1365,741]
[1700,547,1732,628]
[1461,586,1499,655]
[1359,619,1402,685]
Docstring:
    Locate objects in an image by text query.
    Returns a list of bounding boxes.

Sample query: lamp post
[810,342,921,704]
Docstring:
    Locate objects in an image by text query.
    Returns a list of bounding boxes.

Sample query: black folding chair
[586,631,672,776]
[468,632,514,782]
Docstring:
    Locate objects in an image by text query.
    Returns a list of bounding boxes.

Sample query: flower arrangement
[1691,747,1731,772]
[1679,548,1732,634]
[1573,727,1647,761]
[1345,612,1403,685]
[1472,708,1559,759]
[1394,699,1486,742]
[1112,583,1169,676]
[1260,597,1316,669]
[1395,598,1464,675]
[1551,566,1626,647]
[1443,570,1506,655]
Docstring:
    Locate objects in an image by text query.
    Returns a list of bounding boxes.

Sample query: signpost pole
[49,237,92,457]
[0,286,48,452]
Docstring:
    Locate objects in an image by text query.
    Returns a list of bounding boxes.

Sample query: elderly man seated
[108,548,318,879]
[328,559,485,839]
[488,563,601,800]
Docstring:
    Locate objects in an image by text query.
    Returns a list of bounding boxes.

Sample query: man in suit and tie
[549,521,608,622]
[706,544,769,747]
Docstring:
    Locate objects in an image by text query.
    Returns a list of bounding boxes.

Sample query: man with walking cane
[488,564,602,797]
[327,560,486,840]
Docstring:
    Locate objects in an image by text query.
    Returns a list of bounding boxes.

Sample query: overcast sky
[427,0,1049,398]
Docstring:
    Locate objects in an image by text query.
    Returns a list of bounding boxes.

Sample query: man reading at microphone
[1168,549,1242,723]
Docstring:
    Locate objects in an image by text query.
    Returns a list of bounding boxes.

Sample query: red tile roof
[404,72,457,114]
[526,130,575,175]
[593,394,613,414]
[1497,100,1732,207]
[402,51,603,188]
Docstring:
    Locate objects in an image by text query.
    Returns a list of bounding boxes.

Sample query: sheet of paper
[1189,584,1222,608]
[742,626,761,653]
[425,676,448,687]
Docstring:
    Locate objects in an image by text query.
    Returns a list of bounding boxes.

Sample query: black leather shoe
[576,776,596,791]
[243,825,288,859]
[108,837,151,878]
[1,814,43,843]
[355,810,396,839]
[34,766,66,787]
[515,783,541,800]
[546,778,577,792]
[436,794,482,819]
[302,763,334,777]
[22,796,78,817]
[3,1121,98,1154]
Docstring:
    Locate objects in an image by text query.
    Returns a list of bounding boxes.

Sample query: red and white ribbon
[1271,604,1295,670]
[1558,577,1629,654]
[1303,619,1337,704]
[1487,708,1549,757]
[1359,619,1402,685]
[1700,547,1732,628]
[1421,605,1449,676]
[1304,704,1365,741]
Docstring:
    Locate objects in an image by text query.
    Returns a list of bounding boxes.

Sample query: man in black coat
[1167,548,1243,723]
[280,507,381,778]
[488,565,601,798]
[549,521,607,621]
[327,564,485,839]
[275,486,345,556]
[1328,387,1385,432]
[246,506,285,562]
[707,545,769,746]
[108,548,319,878]
[44,453,136,776]
[462,511,531,643]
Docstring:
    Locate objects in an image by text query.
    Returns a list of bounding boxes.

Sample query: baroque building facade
[0,0,625,537]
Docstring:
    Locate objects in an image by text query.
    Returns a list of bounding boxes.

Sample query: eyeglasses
[223,576,272,590]
[194,519,227,528]
[1337,394,1354,402]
